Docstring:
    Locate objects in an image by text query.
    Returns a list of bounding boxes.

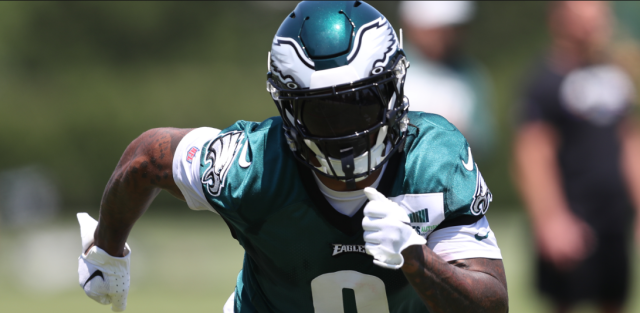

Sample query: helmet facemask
[268,55,410,188]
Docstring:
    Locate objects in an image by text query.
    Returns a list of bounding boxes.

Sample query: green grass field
[1,210,638,313]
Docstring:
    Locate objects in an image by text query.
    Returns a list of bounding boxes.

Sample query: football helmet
[267,1,410,187]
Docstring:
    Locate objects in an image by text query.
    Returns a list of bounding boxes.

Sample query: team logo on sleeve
[201,131,245,197]
[470,170,492,216]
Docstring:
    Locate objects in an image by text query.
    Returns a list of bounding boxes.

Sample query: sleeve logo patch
[186,146,199,164]
[470,170,492,216]
[202,131,245,197]
[389,193,445,238]
[408,209,436,236]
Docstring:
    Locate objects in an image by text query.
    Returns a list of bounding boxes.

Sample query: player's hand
[362,187,426,269]
[77,213,131,312]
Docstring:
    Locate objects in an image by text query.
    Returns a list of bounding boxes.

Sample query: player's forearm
[401,245,508,313]
[94,128,191,257]
[95,162,161,257]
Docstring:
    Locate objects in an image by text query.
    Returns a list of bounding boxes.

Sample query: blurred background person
[400,1,496,159]
[513,2,640,313]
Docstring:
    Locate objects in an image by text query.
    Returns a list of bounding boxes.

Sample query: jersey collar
[296,151,402,237]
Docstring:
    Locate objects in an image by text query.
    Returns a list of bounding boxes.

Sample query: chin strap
[340,147,357,189]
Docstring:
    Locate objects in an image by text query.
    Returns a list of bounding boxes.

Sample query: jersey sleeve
[173,127,221,212]
[435,125,497,260]
[396,113,493,236]
[427,216,502,261]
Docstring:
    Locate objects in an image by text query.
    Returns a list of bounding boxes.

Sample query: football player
[77,1,508,312]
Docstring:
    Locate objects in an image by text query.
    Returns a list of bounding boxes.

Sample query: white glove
[77,213,131,312]
[362,188,427,269]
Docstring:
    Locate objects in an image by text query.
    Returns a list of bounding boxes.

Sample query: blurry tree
[0,1,549,211]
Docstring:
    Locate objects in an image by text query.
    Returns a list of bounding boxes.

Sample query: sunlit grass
[1,210,638,313]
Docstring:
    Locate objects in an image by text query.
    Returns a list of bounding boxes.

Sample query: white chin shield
[304,126,389,182]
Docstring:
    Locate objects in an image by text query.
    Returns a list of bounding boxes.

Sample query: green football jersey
[193,111,492,313]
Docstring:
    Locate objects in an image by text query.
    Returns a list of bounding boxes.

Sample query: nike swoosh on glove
[77,213,131,312]
[362,188,427,269]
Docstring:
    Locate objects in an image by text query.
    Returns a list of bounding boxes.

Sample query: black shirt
[519,59,634,233]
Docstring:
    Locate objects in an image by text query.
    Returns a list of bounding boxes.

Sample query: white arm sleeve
[427,216,502,262]
[173,127,221,213]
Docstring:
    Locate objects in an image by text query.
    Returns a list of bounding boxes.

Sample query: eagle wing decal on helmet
[271,37,316,88]
[347,17,398,79]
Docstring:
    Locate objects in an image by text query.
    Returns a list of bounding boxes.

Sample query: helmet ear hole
[371,67,384,75]
[286,82,299,89]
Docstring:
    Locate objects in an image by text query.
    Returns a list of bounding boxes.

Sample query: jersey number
[310,270,389,313]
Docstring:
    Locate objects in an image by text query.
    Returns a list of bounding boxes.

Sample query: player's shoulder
[199,116,302,210]
[204,116,286,163]
[407,111,459,132]
[386,112,491,236]
[399,112,474,199]
[173,116,301,215]
[179,116,284,171]
[219,116,283,136]
[403,111,468,170]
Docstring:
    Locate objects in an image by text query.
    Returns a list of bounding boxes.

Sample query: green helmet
[266,1,409,188]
